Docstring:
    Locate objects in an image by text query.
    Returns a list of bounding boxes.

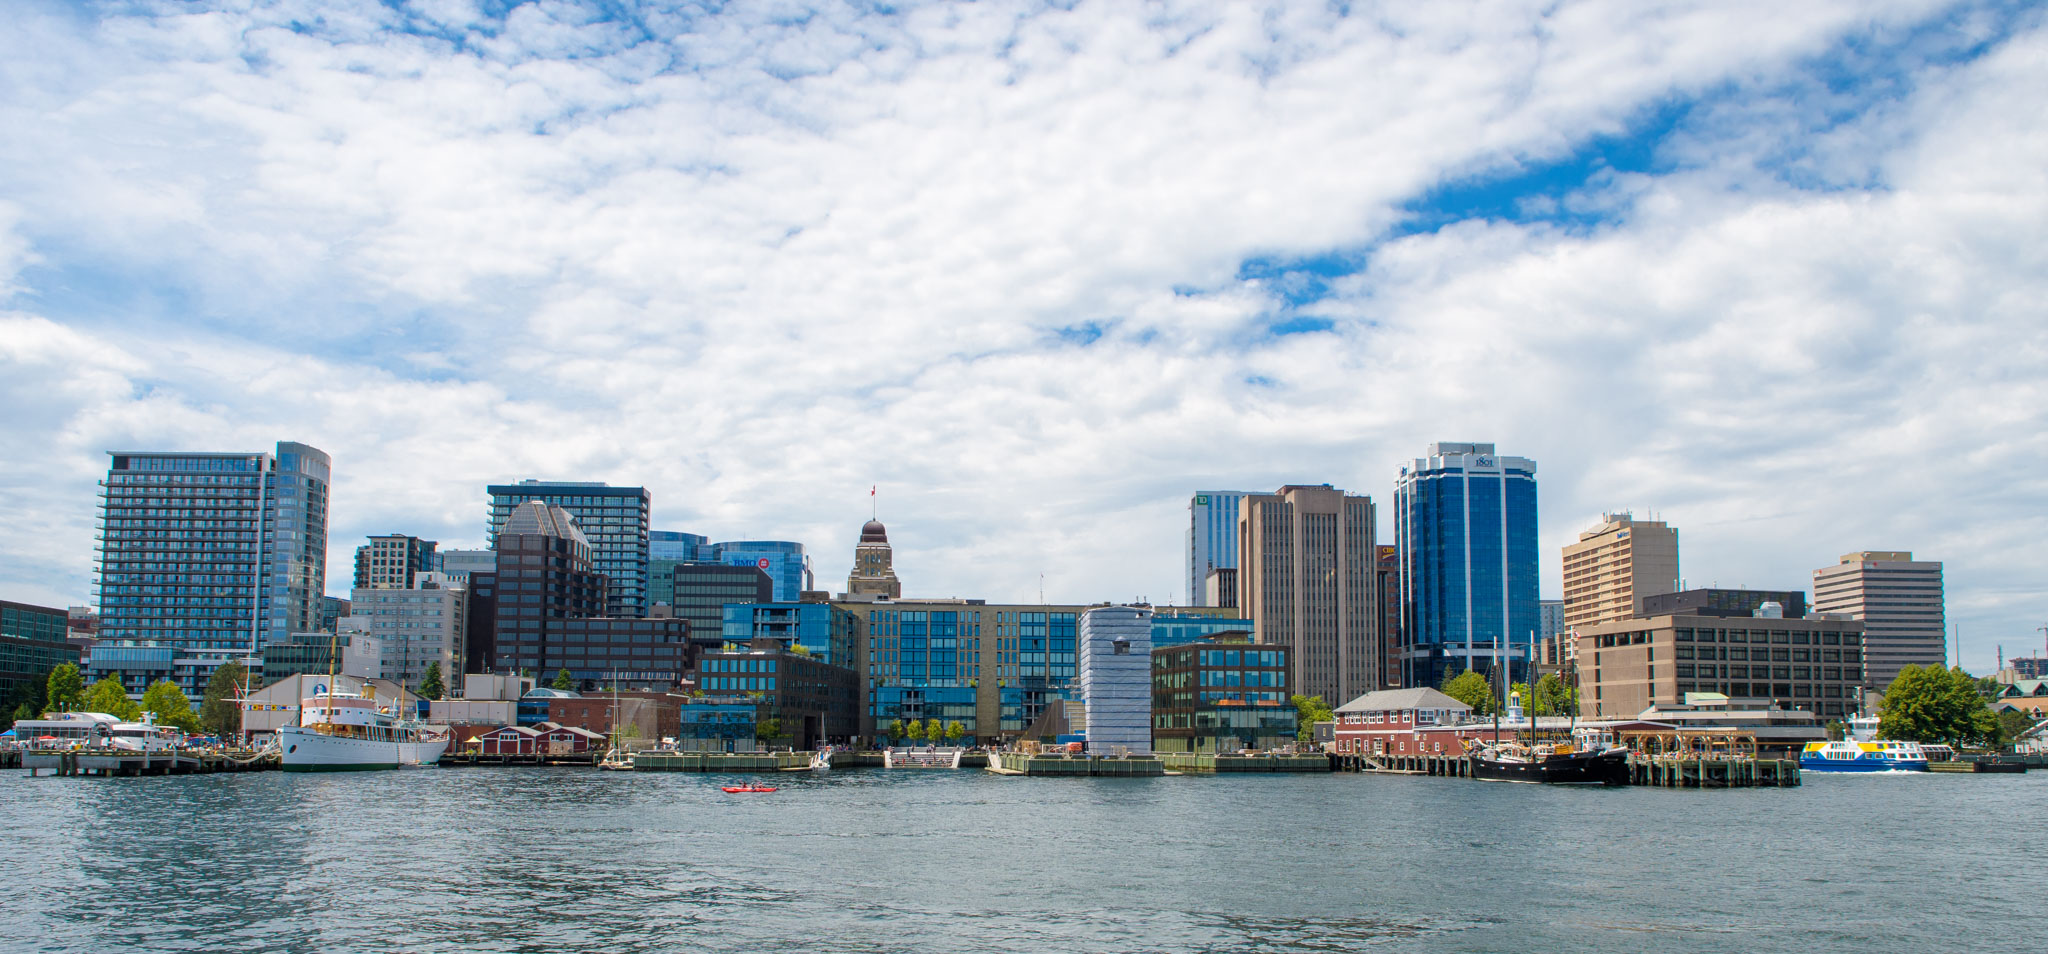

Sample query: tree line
[884,718,968,744]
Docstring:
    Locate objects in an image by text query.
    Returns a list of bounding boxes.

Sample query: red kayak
[721,785,778,793]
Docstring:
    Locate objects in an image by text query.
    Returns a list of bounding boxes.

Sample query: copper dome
[859,519,889,544]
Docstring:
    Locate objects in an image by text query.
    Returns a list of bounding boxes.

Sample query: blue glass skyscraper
[705,540,812,602]
[1186,491,1251,606]
[650,531,812,604]
[1394,442,1539,689]
[648,530,708,562]
[93,443,330,694]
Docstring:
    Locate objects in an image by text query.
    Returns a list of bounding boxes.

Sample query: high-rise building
[1561,514,1679,641]
[1187,492,1252,607]
[347,572,467,689]
[436,549,496,581]
[839,598,1085,745]
[93,443,329,695]
[1376,545,1403,689]
[1812,551,1945,691]
[846,520,902,598]
[1540,600,1566,641]
[1077,605,1153,754]
[649,531,811,604]
[652,561,774,649]
[1237,484,1380,705]
[2,600,76,701]
[649,530,710,562]
[721,602,858,667]
[483,501,690,689]
[704,541,812,603]
[487,480,651,618]
[353,533,438,590]
[1150,611,1255,650]
[1393,442,1539,690]
[317,596,352,633]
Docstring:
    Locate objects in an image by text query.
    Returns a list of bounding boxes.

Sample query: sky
[1,0,2043,672]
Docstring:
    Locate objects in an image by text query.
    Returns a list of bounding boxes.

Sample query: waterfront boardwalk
[442,751,603,768]
[633,751,814,772]
[1330,751,1803,788]
[985,752,1165,776]
[1629,755,1800,787]
[1158,753,1330,773]
[23,748,277,778]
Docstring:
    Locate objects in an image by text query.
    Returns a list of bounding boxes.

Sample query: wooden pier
[1330,753,1471,777]
[1158,753,1331,774]
[1329,751,1799,787]
[440,751,603,768]
[985,751,1165,776]
[23,748,278,778]
[1628,755,1799,787]
[632,751,814,772]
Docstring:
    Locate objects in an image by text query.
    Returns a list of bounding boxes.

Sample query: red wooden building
[472,722,607,756]
[1333,687,1670,757]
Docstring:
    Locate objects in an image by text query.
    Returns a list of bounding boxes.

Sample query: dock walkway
[24,748,278,777]
[1330,751,1800,787]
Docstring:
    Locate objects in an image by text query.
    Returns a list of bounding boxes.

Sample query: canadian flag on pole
[871,485,876,497]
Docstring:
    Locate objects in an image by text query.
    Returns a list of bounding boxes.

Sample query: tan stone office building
[1812,551,1944,692]
[1576,613,1867,720]
[1560,514,1679,656]
[1237,484,1381,705]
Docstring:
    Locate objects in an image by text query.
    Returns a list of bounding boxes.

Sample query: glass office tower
[93,443,330,694]
[1394,442,1539,689]
[1186,491,1251,607]
[487,480,651,618]
[649,531,810,603]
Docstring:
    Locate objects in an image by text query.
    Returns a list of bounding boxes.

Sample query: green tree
[1824,719,1847,741]
[945,721,966,744]
[551,668,574,691]
[46,663,86,713]
[5,671,50,731]
[887,718,906,743]
[199,660,248,738]
[1532,673,1576,717]
[923,718,943,742]
[1291,694,1336,743]
[140,680,200,733]
[905,719,927,742]
[1993,709,2037,747]
[1877,665,2000,747]
[1440,670,1496,716]
[418,662,445,701]
[755,717,784,745]
[83,677,142,721]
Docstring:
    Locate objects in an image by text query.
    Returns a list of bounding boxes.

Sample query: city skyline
[1,2,2043,674]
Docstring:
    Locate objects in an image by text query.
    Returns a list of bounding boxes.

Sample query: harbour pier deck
[632,751,814,772]
[24,748,278,777]
[1159,753,1332,773]
[1330,751,1801,787]
[985,751,1165,776]
[1628,755,1799,787]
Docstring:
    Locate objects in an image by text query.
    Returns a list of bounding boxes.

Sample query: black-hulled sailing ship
[1469,656,1628,786]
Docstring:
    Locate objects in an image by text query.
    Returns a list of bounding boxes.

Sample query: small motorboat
[721,784,778,793]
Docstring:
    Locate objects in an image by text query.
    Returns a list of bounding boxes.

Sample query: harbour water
[2,767,2038,953]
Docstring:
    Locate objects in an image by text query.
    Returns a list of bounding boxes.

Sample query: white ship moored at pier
[278,687,447,772]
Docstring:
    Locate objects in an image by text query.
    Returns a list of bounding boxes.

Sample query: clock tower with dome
[847,518,902,598]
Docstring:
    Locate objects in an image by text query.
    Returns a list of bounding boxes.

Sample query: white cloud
[0,0,2040,669]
